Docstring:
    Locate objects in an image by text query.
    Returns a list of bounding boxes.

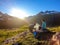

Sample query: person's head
[41,19,45,22]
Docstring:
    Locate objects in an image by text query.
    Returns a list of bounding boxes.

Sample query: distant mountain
[0,11,27,29]
[0,10,60,28]
[37,11,59,15]
[26,11,60,27]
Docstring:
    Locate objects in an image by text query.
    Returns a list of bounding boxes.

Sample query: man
[41,19,52,32]
[41,19,47,32]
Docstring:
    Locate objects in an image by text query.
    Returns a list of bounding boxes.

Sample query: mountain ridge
[26,11,60,27]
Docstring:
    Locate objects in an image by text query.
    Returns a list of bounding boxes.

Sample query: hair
[39,26,41,30]
[42,19,45,21]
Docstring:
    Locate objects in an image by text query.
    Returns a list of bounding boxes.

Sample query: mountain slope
[26,11,60,27]
[0,12,27,29]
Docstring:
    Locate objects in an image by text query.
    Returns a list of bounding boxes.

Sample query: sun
[9,8,29,19]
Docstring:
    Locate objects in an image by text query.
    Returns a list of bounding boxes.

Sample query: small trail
[2,30,29,45]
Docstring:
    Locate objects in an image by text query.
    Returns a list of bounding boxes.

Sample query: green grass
[0,26,60,45]
[47,26,60,32]
[0,25,28,45]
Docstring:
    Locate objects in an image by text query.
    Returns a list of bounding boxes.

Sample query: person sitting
[41,19,52,32]
[41,19,47,32]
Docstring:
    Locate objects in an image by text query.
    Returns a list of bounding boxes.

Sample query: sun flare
[10,8,29,19]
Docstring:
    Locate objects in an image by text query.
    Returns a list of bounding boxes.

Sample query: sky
[0,0,60,16]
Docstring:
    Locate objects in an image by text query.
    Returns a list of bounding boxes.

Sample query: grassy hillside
[47,26,60,32]
[0,25,28,45]
[0,26,60,45]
